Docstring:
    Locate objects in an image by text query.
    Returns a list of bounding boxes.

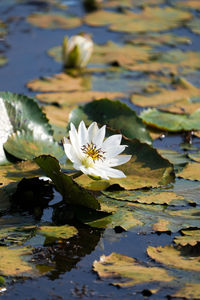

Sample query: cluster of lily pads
[0,0,200,298]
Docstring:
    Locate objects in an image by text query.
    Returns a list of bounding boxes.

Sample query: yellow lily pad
[172,283,200,299]
[0,160,42,188]
[131,78,200,109]
[38,225,78,240]
[187,18,200,34]
[177,162,200,180]
[27,12,81,29]
[175,0,200,10]
[27,73,89,93]
[93,252,174,287]
[147,245,200,271]
[174,229,200,246]
[84,7,192,33]
[0,246,35,276]
[188,152,200,162]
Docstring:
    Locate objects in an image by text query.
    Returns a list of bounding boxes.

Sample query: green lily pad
[188,151,200,162]
[34,155,100,210]
[38,225,78,240]
[27,12,81,29]
[174,229,200,246]
[4,130,64,161]
[0,225,36,246]
[68,99,152,144]
[157,149,190,167]
[147,245,200,271]
[93,252,174,287]
[0,92,55,164]
[140,108,200,132]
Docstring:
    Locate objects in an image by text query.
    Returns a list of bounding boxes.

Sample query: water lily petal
[69,123,83,158]
[105,145,126,159]
[106,155,132,167]
[92,125,106,147]
[88,122,99,143]
[78,120,88,146]
[102,134,122,151]
[97,165,126,178]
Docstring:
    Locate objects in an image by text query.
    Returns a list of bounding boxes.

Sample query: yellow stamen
[81,142,105,162]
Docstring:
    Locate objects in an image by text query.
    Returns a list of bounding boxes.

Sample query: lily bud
[62,34,93,68]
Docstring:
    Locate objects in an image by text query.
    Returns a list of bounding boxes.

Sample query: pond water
[0,0,200,299]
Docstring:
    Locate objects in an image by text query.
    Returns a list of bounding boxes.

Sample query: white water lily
[62,34,93,68]
[63,121,131,180]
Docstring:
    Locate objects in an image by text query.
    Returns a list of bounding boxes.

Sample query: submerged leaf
[93,252,174,287]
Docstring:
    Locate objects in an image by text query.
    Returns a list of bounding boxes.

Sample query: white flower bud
[62,34,93,68]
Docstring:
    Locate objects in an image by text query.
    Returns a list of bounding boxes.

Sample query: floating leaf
[0,160,42,188]
[188,151,200,162]
[84,7,191,33]
[27,73,89,93]
[174,0,200,10]
[0,246,35,276]
[34,155,100,210]
[0,225,36,246]
[68,99,152,144]
[157,149,190,167]
[104,190,186,206]
[4,130,64,161]
[27,12,81,29]
[131,78,200,109]
[147,245,200,271]
[0,92,55,164]
[177,162,200,180]
[38,225,78,240]
[140,108,200,132]
[93,252,174,287]
[172,283,200,299]
[83,209,143,230]
[174,229,200,246]
[127,33,191,47]
[0,55,8,67]
[187,18,200,34]
[76,138,174,191]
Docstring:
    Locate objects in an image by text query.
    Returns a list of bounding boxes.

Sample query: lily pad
[4,130,64,161]
[174,0,200,10]
[0,92,55,164]
[177,162,200,180]
[68,99,152,144]
[172,283,200,299]
[0,55,8,67]
[93,252,174,287]
[147,245,200,271]
[104,190,186,206]
[174,229,200,246]
[131,78,200,109]
[75,138,174,191]
[27,73,89,93]
[187,18,200,34]
[188,151,200,162]
[0,246,35,277]
[27,12,81,29]
[38,225,78,240]
[0,20,8,38]
[140,108,200,132]
[34,155,100,210]
[84,7,192,33]
[0,160,42,188]
[0,225,36,246]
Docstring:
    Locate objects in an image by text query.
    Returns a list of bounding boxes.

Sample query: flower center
[81,142,105,162]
